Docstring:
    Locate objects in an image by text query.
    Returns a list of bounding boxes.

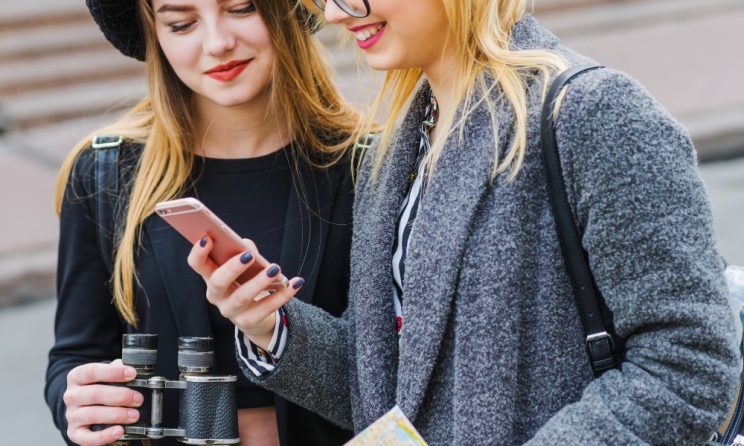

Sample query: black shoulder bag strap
[540,65,619,376]
[91,135,122,275]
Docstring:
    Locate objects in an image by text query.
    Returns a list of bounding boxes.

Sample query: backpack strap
[540,66,620,376]
[91,135,122,275]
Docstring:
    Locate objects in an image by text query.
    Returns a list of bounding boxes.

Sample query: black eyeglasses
[311,0,371,18]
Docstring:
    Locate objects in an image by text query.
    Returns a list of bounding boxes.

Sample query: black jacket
[45,141,354,445]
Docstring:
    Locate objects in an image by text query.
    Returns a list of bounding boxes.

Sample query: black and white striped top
[391,93,439,334]
[238,93,439,375]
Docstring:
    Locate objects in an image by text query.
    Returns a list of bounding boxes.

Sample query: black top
[45,140,355,446]
[191,148,291,408]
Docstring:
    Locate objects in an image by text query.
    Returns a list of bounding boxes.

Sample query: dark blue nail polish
[240,251,253,264]
[292,278,305,290]
[199,236,207,248]
[266,265,280,278]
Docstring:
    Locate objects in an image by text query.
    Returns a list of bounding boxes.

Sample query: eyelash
[168,2,256,33]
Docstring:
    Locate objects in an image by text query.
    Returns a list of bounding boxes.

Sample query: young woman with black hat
[188,0,740,444]
[44,0,359,445]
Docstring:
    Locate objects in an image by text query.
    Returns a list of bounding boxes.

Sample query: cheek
[157,32,198,76]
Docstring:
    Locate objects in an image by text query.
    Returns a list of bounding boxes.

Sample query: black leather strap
[540,66,619,376]
[92,135,122,275]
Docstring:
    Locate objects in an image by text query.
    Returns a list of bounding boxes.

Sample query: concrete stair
[0,0,742,159]
[0,5,146,136]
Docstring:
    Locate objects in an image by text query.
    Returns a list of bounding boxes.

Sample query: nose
[324,1,349,25]
[202,20,236,57]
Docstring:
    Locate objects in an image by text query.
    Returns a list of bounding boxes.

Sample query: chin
[363,52,408,72]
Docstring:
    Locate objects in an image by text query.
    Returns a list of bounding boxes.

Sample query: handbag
[541,66,744,445]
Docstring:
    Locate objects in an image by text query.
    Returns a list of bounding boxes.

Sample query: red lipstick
[204,59,251,82]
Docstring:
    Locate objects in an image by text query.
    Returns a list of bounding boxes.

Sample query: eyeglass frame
[311,0,371,18]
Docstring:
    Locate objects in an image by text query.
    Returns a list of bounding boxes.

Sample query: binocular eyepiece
[96,334,238,445]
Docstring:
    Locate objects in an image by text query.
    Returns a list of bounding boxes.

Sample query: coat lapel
[144,215,212,337]
[395,91,511,422]
[349,84,431,427]
[394,14,560,422]
[278,156,340,304]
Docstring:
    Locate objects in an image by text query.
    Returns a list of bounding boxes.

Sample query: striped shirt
[238,93,439,375]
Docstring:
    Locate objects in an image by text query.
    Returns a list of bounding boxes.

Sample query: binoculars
[96,334,239,445]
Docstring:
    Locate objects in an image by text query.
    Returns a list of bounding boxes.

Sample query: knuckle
[63,389,75,406]
[208,279,227,296]
[186,252,197,268]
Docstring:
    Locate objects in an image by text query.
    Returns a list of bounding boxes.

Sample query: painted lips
[204,59,251,82]
[351,23,386,50]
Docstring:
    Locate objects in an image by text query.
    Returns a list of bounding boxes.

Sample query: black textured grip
[178,350,214,369]
[180,379,238,442]
[122,348,157,366]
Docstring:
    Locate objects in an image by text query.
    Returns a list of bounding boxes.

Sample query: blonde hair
[322,0,568,182]
[54,0,360,326]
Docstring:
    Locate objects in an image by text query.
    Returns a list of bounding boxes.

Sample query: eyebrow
[156,0,229,13]
[156,4,194,13]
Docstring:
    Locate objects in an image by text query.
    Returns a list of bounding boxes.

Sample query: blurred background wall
[0,0,742,443]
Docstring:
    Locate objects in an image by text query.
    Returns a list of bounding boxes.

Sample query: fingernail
[266,264,280,278]
[199,236,207,247]
[111,425,124,437]
[240,251,253,264]
[124,367,137,380]
[128,409,140,421]
[133,392,144,406]
[292,278,305,290]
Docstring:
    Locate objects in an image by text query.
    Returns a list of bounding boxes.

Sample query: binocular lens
[178,336,214,373]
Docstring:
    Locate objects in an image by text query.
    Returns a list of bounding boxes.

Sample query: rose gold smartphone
[154,197,287,290]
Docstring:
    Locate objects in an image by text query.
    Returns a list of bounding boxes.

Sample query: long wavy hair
[54,0,360,326]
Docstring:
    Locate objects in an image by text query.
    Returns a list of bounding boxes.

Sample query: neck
[192,92,291,159]
[422,48,460,144]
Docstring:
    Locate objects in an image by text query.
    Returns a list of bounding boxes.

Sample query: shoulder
[66,136,143,197]
[555,67,695,174]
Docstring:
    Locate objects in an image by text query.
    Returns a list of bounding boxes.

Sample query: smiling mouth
[204,60,252,82]
[205,59,251,74]
[353,23,384,42]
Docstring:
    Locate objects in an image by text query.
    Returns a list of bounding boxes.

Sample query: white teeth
[354,24,382,42]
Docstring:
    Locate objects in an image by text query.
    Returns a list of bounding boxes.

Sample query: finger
[68,363,137,387]
[232,278,303,332]
[206,249,257,300]
[219,263,284,317]
[187,235,219,279]
[68,384,144,408]
[69,425,124,446]
[68,405,140,427]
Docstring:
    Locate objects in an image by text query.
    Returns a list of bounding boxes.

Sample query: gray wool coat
[240,15,740,445]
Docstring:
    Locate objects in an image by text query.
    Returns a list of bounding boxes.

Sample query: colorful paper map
[345,406,428,446]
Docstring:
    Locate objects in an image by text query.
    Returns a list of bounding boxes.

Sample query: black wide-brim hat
[86,0,322,62]
[87,0,147,61]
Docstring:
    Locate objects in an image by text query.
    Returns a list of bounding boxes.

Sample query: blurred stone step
[0,20,107,63]
[537,0,744,37]
[3,77,146,130]
[0,48,144,96]
[0,0,85,31]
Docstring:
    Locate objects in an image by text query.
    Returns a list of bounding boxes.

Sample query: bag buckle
[92,135,123,149]
[585,331,616,373]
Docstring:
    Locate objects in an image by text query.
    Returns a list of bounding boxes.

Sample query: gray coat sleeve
[236,298,354,430]
[526,69,740,444]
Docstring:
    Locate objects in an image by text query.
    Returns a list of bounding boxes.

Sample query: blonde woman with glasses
[188,0,740,443]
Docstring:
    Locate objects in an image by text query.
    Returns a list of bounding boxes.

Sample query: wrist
[247,331,273,351]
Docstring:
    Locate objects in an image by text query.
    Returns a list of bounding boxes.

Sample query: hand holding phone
[154,197,287,290]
